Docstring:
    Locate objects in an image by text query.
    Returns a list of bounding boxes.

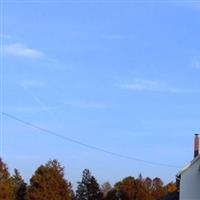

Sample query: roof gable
[177,155,200,176]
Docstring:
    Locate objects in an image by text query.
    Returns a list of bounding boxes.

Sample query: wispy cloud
[121,79,189,94]
[64,100,108,109]
[6,101,107,114]
[3,43,45,59]
[18,80,52,114]
[19,80,47,89]
[102,34,124,40]
[191,59,200,69]
[189,2,200,10]
[0,34,11,39]
[5,105,55,113]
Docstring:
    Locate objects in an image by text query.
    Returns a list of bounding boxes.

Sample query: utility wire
[1,111,180,168]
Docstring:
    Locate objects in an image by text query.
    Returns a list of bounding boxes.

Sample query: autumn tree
[134,179,153,200]
[11,169,27,200]
[25,159,73,200]
[101,182,112,198]
[0,158,14,200]
[76,169,102,200]
[143,177,153,191]
[114,176,137,200]
[114,176,154,200]
[164,182,177,194]
[103,189,121,200]
[151,177,165,200]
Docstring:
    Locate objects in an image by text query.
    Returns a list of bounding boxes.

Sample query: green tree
[25,159,73,200]
[0,158,14,200]
[76,169,102,200]
[11,169,27,200]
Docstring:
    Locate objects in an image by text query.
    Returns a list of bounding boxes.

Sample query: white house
[176,134,200,200]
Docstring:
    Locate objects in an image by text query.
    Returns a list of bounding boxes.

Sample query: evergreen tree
[25,159,72,200]
[76,169,102,200]
[11,169,27,200]
[137,173,143,181]
[0,158,14,200]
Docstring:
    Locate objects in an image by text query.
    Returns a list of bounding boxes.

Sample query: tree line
[0,158,177,200]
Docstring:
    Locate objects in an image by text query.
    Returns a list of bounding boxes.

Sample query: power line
[1,111,180,168]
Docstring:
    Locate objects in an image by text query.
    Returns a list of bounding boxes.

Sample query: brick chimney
[194,134,199,158]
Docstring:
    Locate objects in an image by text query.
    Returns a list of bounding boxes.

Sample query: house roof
[177,154,200,177]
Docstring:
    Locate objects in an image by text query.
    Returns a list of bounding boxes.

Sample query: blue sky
[1,0,200,186]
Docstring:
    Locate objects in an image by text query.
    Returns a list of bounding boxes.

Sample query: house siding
[180,158,200,200]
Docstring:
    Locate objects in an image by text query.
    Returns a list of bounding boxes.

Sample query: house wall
[180,159,200,200]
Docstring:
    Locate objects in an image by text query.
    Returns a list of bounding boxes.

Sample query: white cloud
[121,79,188,93]
[3,43,45,59]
